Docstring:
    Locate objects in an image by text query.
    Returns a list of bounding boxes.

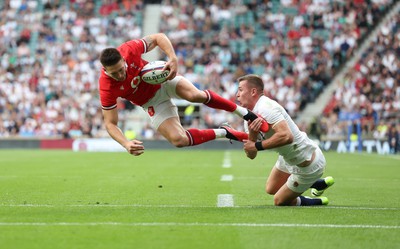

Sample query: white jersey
[244,95,317,165]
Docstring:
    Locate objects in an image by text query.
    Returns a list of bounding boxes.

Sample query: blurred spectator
[387,124,399,154]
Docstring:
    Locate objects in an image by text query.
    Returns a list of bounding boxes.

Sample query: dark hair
[237,74,264,92]
[100,48,122,67]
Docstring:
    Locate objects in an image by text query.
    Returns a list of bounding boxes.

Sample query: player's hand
[164,56,178,80]
[243,139,257,159]
[124,140,145,156]
[247,117,263,133]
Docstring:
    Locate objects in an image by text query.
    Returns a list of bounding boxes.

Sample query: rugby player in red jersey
[98,33,268,156]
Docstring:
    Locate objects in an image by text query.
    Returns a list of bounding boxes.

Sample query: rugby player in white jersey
[232,74,334,206]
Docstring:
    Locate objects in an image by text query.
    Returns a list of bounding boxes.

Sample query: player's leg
[174,77,269,132]
[157,117,191,147]
[271,153,328,206]
[273,184,303,206]
[266,156,291,195]
[142,85,214,146]
[267,159,321,206]
[265,159,316,206]
[148,100,216,147]
[308,149,334,196]
[310,176,335,196]
[157,116,247,146]
[148,98,244,146]
[274,184,328,206]
[265,166,290,195]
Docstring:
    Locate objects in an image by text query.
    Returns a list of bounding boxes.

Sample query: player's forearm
[154,33,177,61]
[105,123,129,148]
[248,131,258,142]
[261,132,293,150]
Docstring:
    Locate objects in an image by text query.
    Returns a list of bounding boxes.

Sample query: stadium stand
[0,0,398,153]
[0,0,144,138]
[157,0,396,130]
[314,8,399,147]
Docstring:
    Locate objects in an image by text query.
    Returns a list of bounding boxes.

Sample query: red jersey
[98,39,161,110]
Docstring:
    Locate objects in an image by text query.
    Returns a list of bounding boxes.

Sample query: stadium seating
[0,0,397,144]
[317,12,400,143]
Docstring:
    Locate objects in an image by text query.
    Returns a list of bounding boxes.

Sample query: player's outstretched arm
[102,108,144,156]
[143,33,177,80]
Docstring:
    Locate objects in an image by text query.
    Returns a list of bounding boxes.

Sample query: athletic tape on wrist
[255,141,264,151]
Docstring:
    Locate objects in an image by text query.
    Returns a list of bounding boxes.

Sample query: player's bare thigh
[273,183,301,206]
[175,77,207,102]
[157,116,188,147]
[265,167,290,195]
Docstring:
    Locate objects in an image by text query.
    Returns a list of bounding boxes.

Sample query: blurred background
[0,0,399,154]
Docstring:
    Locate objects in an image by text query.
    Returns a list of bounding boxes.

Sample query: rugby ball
[140,60,170,85]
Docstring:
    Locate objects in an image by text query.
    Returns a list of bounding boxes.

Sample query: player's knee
[266,188,275,195]
[265,184,277,195]
[169,134,189,148]
[273,196,290,206]
[185,90,206,103]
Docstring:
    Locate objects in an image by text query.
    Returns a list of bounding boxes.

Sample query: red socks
[203,90,236,112]
[185,129,216,146]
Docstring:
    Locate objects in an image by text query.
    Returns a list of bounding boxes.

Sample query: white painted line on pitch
[0,222,398,229]
[217,194,234,207]
[222,151,231,168]
[1,204,399,211]
[360,153,400,160]
[220,175,233,181]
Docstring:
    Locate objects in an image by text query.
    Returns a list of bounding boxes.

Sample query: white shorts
[274,147,326,193]
[141,76,183,129]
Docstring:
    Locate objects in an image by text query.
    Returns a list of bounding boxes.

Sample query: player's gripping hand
[164,56,178,80]
[124,140,145,156]
[247,117,264,133]
[243,139,257,160]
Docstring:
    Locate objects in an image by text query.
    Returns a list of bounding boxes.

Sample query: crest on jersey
[130,76,141,94]
[148,106,155,117]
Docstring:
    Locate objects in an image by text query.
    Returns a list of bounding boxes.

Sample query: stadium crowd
[0,0,398,152]
[314,13,399,153]
[0,0,144,138]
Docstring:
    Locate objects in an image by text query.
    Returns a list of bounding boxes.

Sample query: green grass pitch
[0,149,399,249]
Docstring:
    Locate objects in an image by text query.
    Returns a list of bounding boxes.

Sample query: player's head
[238,74,264,92]
[236,74,264,109]
[100,48,127,81]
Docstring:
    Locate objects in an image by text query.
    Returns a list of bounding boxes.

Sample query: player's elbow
[245,151,257,159]
[104,122,116,132]
[247,154,256,160]
[104,122,112,132]
[154,33,168,43]
[281,133,294,145]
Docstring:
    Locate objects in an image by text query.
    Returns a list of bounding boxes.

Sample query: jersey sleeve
[260,104,285,127]
[100,94,117,110]
[98,76,117,110]
[121,39,147,56]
